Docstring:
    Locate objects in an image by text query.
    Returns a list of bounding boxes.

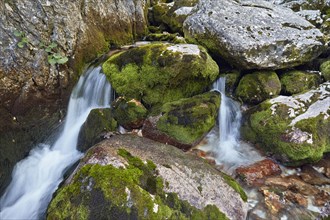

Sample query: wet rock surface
[183,0,325,69]
[47,134,248,220]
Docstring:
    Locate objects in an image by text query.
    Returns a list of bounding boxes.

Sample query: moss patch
[320,60,330,81]
[47,149,228,219]
[102,43,219,111]
[156,92,220,145]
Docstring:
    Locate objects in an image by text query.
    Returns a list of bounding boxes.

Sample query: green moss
[280,70,321,95]
[235,71,281,104]
[47,148,229,219]
[102,43,219,111]
[156,92,220,145]
[221,173,247,202]
[320,60,330,81]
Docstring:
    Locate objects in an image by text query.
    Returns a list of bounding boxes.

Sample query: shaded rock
[183,0,325,69]
[221,70,241,94]
[313,154,330,178]
[284,191,308,207]
[235,159,282,186]
[144,32,186,43]
[142,92,220,150]
[314,191,330,207]
[102,43,219,111]
[150,0,198,33]
[300,165,330,185]
[77,108,117,152]
[47,135,248,220]
[235,71,281,104]
[241,82,330,165]
[320,60,330,81]
[280,70,322,95]
[112,97,148,130]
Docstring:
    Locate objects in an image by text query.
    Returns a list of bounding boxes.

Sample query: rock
[241,82,330,165]
[260,188,284,215]
[300,165,330,185]
[284,191,308,207]
[150,0,198,33]
[221,70,241,94]
[112,97,148,130]
[235,159,282,186]
[313,154,330,178]
[102,43,219,111]
[142,92,220,150]
[314,190,330,206]
[320,60,330,81]
[77,108,117,152]
[235,71,281,104]
[47,135,248,220]
[0,0,148,194]
[183,0,325,70]
[144,32,186,44]
[280,70,322,95]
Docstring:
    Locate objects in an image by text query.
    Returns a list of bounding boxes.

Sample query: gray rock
[48,135,248,220]
[183,0,325,70]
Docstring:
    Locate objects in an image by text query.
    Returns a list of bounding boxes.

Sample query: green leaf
[17,41,25,48]
[14,30,23,37]
[57,57,68,64]
[45,47,52,53]
[53,53,62,59]
[39,42,45,48]
[49,42,57,48]
[21,37,28,43]
[48,55,57,65]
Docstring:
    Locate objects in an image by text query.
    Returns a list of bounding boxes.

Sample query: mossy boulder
[235,71,281,105]
[77,108,117,152]
[320,60,330,81]
[112,97,148,130]
[102,43,219,111]
[280,70,322,95]
[241,82,330,166]
[47,135,248,220]
[145,32,186,44]
[142,92,220,150]
[150,0,198,33]
[220,70,241,94]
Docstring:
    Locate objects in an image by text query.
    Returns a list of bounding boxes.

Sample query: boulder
[320,60,330,81]
[183,0,325,69]
[280,70,322,95]
[102,43,219,111]
[112,97,148,130]
[77,108,117,152]
[242,82,330,165]
[47,135,248,220]
[142,92,220,150]
[235,71,281,104]
[0,0,148,194]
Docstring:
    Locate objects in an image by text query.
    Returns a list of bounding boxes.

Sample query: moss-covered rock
[220,70,241,94]
[47,135,248,220]
[77,108,117,152]
[102,43,219,111]
[241,82,330,166]
[320,60,330,81]
[150,0,198,33]
[280,70,321,95]
[112,97,148,129]
[142,92,220,150]
[145,32,186,44]
[235,71,281,104]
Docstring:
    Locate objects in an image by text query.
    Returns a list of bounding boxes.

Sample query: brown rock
[313,154,330,178]
[314,191,330,206]
[235,159,282,186]
[260,188,284,215]
[300,165,330,185]
[284,191,308,207]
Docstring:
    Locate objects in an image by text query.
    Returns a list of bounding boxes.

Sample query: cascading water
[200,77,262,173]
[0,66,112,219]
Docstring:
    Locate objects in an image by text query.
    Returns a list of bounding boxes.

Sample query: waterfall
[200,77,263,173]
[0,66,112,219]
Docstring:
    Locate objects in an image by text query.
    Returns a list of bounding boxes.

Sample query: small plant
[14,30,68,65]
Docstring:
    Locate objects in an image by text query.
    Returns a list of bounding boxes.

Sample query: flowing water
[200,77,263,173]
[0,66,112,219]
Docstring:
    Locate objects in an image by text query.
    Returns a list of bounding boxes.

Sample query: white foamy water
[200,77,263,173]
[0,66,112,219]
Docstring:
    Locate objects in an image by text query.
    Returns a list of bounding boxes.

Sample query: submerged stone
[235,71,281,105]
[102,43,219,111]
[47,135,248,220]
[142,92,220,150]
[183,0,325,69]
[241,82,330,165]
